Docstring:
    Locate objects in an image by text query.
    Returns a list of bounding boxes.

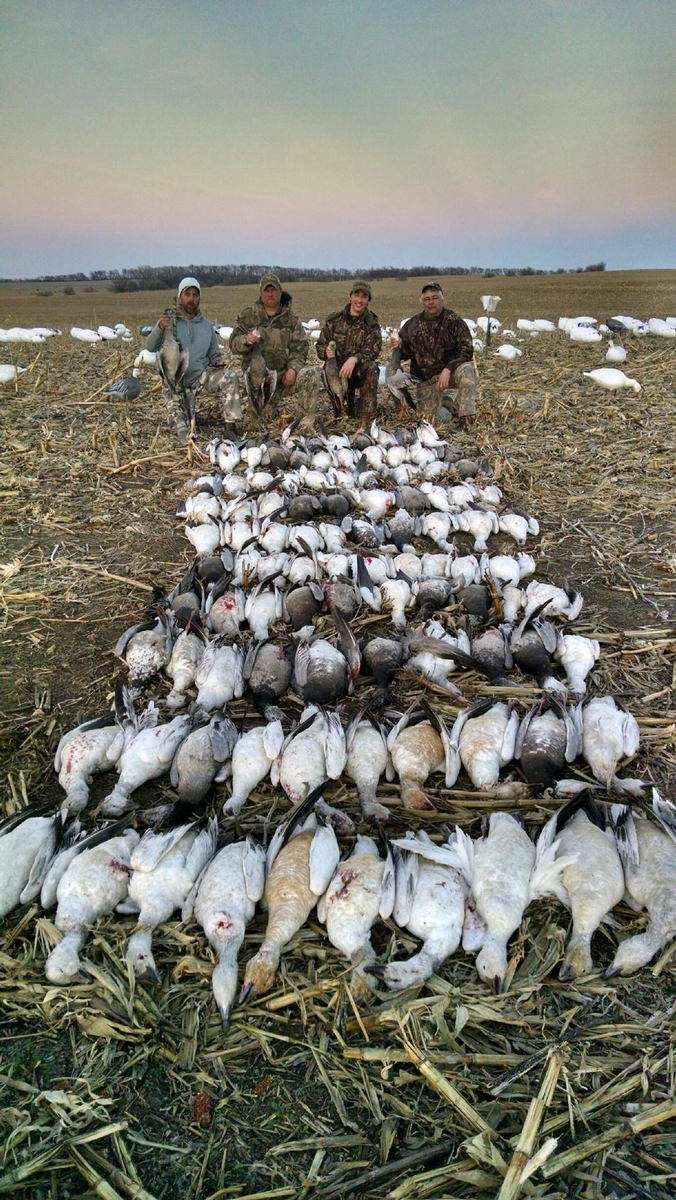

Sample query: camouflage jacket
[315,305,382,366]
[229,293,309,374]
[397,308,474,381]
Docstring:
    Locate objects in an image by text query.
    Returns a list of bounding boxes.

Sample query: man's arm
[444,314,474,373]
[145,321,165,352]
[314,318,333,363]
[229,310,255,357]
[361,319,383,365]
[207,328,224,366]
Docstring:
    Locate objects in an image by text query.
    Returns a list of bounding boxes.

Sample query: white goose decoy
[554,632,600,696]
[583,368,641,393]
[70,327,102,344]
[604,341,627,364]
[126,819,218,982]
[224,721,285,816]
[45,828,140,982]
[54,685,135,811]
[582,696,640,789]
[606,796,676,976]
[240,802,340,1001]
[381,830,468,987]
[0,806,66,917]
[0,365,27,384]
[97,325,118,340]
[495,345,522,360]
[317,837,394,996]
[102,706,194,816]
[187,836,266,1027]
[570,325,602,344]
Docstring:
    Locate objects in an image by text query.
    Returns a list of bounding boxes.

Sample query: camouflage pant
[163,367,241,438]
[263,366,320,415]
[322,360,379,424]
[414,361,478,421]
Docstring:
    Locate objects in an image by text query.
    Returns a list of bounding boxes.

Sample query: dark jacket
[315,304,382,367]
[398,308,474,381]
[145,310,222,388]
[229,292,309,374]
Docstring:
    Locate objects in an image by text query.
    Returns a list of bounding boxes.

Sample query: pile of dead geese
[3,418,676,1025]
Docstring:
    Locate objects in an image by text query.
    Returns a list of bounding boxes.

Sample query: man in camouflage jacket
[229,274,318,416]
[315,280,382,423]
[389,281,477,426]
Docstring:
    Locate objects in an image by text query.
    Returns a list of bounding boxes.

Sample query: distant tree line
[2,262,606,290]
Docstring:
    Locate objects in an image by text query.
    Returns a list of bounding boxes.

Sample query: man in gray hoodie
[146,276,241,442]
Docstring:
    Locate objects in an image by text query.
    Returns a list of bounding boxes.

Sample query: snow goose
[0,805,65,917]
[345,715,393,823]
[582,696,640,789]
[126,819,218,982]
[606,794,676,975]
[554,632,600,696]
[188,836,266,1027]
[102,705,194,816]
[45,828,140,982]
[317,836,394,997]
[170,711,238,804]
[223,720,284,816]
[54,684,136,813]
[240,795,340,1001]
[441,813,573,992]
[378,830,467,987]
[543,796,625,980]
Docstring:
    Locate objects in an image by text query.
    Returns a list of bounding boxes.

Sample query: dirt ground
[1,271,676,1199]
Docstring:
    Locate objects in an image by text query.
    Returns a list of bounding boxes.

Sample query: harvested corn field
[1,271,676,1199]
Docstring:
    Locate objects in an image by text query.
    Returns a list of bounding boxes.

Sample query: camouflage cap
[421,281,444,295]
[260,273,282,293]
[350,279,372,300]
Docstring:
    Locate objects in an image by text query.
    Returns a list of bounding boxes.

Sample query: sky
[2,0,675,276]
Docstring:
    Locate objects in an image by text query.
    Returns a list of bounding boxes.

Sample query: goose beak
[491,975,504,995]
[362,962,386,977]
[604,964,620,979]
[238,982,255,1005]
[74,969,91,984]
[138,964,162,986]
[558,963,575,982]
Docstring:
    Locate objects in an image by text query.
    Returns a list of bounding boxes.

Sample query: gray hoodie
[146,293,222,388]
